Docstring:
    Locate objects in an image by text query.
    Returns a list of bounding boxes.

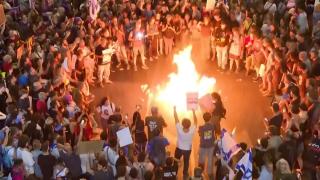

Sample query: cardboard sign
[116,127,133,147]
[186,92,199,110]
[0,4,6,26]
[77,140,105,154]
[198,94,214,112]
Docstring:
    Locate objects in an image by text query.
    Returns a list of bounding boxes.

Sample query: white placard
[198,94,214,112]
[116,127,133,147]
[186,92,199,110]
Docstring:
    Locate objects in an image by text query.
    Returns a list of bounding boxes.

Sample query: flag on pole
[219,129,241,162]
[235,149,253,180]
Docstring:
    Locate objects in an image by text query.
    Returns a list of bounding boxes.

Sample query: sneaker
[119,67,124,71]
[142,65,149,70]
[154,56,159,59]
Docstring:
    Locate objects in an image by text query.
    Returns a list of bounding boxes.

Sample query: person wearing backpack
[104,138,119,176]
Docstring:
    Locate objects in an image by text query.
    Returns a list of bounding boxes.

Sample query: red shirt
[36,100,47,114]
[75,121,93,141]
[2,62,12,73]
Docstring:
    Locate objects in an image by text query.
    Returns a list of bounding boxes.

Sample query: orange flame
[142,45,216,112]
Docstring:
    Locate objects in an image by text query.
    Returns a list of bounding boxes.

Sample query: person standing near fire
[213,20,230,71]
[147,17,159,62]
[129,19,149,71]
[95,38,113,87]
[198,15,212,62]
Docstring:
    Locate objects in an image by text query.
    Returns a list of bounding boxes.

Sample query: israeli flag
[235,149,253,180]
[219,129,241,162]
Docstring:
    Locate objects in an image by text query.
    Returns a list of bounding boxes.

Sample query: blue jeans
[174,148,191,176]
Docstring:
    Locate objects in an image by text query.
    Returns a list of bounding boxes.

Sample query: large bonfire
[142,45,216,113]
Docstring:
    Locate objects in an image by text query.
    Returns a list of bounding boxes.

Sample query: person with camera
[129,19,149,71]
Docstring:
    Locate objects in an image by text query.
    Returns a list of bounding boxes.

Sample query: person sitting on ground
[162,157,178,180]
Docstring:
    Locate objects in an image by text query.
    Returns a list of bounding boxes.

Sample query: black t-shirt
[199,123,215,148]
[214,27,230,47]
[0,90,8,113]
[38,154,56,179]
[133,112,147,143]
[311,60,320,77]
[108,114,122,124]
[95,45,105,65]
[162,164,178,180]
[268,113,283,130]
[145,115,166,140]
[59,151,82,178]
[93,170,114,180]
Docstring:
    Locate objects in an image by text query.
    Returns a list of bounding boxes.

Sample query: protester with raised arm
[173,106,197,179]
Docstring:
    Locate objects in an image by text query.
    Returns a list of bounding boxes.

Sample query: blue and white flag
[235,149,253,180]
[219,129,241,162]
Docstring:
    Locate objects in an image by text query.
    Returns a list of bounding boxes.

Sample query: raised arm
[192,109,197,127]
[76,121,85,147]
[174,106,179,124]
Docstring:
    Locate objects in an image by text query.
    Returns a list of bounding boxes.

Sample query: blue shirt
[18,74,28,87]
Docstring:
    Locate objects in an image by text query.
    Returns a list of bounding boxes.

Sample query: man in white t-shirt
[103,138,119,176]
[16,134,35,176]
[173,107,197,179]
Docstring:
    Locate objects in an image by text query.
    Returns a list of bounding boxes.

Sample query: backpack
[2,146,14,170]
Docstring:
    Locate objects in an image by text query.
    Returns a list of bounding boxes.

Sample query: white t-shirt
[100,103,114,120]
[79,153,96,174]
[176,123,196,150]
[16,148,35,175]
[103,146,119,175]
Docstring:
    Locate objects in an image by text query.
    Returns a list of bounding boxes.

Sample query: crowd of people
[0,0,319,179]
